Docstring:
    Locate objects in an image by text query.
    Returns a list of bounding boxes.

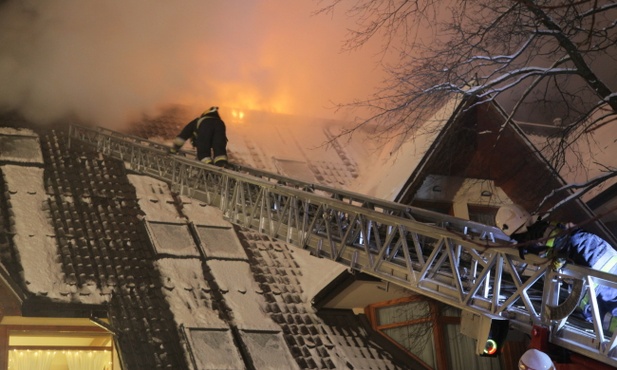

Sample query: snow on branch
[537,169,617,215]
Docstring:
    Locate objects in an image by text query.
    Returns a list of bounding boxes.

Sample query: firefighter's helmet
[518,349,555,370]
[495,204,532,236]
[202,106,219,116]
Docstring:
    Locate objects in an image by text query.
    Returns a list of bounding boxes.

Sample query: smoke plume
[0,0,383,128]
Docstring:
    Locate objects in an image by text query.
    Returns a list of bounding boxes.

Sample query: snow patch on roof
[127,174,181,222]
[208,259,279,331]
[197,226,248,260]
[240,331,301,370]
[147,221,201,257]
[179,195,231,227]
[2,165,100,301]
[289,247,346,303]
[0,127,37,136]
[156,258,227,329]
[184,327,245,370]
[0,128,43,164]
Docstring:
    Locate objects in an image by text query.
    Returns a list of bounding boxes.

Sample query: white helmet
[518,349,555,370]
[495,204,532,236]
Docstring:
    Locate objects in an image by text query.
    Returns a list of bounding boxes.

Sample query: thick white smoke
[0,0,384,128]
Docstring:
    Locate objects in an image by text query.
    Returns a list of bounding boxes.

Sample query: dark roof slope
[38,128,189,368]
[237,228,410,369]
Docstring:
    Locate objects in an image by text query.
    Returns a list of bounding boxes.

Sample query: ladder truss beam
[67,124,617,366]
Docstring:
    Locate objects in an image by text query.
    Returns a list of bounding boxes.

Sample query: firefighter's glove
[551,257,567,271]
[168,146,178,155]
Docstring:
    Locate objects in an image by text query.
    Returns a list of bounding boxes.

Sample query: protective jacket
[513,221,617,322]
[171,108,228,166]
[554,229,617,322]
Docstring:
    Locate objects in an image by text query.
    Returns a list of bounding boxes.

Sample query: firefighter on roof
[169,106,229,167]
[496,204,617,324]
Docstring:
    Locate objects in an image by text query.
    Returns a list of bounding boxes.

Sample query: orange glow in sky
[0,1,388,128]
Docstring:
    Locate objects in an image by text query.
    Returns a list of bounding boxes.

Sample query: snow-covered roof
[349,97,462,200]
[0,127,43,164]
[0,124,411,369]
[2,165,77,300]
[0,128,107,303]
[131,101,461,202]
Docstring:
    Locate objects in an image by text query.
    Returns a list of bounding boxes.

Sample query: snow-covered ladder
[67,123,617,366]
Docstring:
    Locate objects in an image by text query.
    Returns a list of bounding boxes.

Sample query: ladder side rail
[83,124,172,152]
[226,160,508,245]
[243,169,508,244]
[67,124,511,244]
[167,166,514,316]
[204,168,617,366]
[258,184,530,314]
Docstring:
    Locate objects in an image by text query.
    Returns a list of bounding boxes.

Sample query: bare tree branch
[316,0,617,210]
[537,169,617,214]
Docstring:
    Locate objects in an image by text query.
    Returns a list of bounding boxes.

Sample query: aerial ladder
[67,123,617,367]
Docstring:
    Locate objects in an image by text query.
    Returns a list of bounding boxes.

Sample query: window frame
[365,296,460,370]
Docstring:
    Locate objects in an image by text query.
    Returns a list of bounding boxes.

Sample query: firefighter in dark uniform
[169,106,229,167]
[496,204,617,324]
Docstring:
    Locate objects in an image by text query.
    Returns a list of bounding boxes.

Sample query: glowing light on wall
[483,339,498,356]
[8,349,112,370]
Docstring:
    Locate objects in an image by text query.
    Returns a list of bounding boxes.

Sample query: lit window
[2,319,115,370]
